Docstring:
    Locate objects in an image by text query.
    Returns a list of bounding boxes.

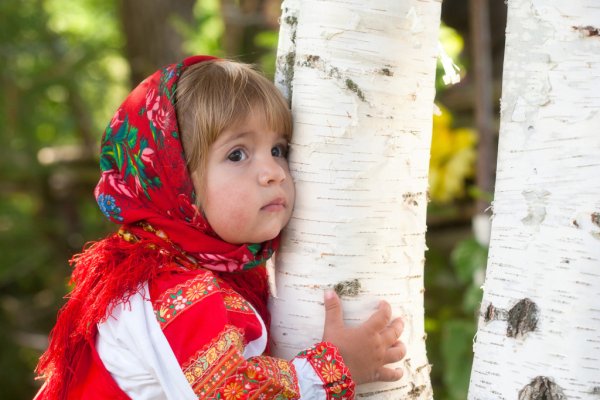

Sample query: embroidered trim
[154,273,218,328]
[183,325,246,397]
[297,342,356,399]
[243,356,299,398]
[181,325,301,399]
[222,289,254,315]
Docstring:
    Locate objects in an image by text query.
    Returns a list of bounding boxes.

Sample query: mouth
[261,198,286,212]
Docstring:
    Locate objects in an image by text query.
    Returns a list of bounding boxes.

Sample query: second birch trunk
[469,1,600,398]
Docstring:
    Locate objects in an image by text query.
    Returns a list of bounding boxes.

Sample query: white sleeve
[292,358,328,399]
[96,284,196,400]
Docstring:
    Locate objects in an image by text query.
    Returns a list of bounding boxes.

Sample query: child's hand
[322,290,406,385]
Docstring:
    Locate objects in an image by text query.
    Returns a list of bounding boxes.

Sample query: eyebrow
[213,130,252,151]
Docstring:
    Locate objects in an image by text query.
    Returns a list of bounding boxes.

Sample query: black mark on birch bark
[284,13,298,45]
[280,52,296,104]
[380,67,393,76]
[591,212,600,240]
[403,192,421,207]
[345,79,366,102]
[483,298,538,338]
[407,382,425,398]
[284,15,298,27]
[483,303,507,322]
[507,298,539,338]
[333,279,361,297]
[592,212,600,227]
[518,376,567,400]
[300,54,320,68]
[572,25,600,37]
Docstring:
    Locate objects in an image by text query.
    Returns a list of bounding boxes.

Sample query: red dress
[36,263,355,399]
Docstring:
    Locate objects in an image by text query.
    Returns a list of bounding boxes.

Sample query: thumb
[323,290,344,330]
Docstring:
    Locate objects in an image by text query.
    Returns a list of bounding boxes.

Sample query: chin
[252,229,281,244]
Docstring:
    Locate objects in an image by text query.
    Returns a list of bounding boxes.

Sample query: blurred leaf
[450,237,487,284]
[254,31,279,78]
[467,185,494,203]
[442,320,476,400]
[462,284,483,315]
[180,0,224,57]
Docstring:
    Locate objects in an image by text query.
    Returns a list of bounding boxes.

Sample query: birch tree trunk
[270,1,441,398]
[469,1,600,398]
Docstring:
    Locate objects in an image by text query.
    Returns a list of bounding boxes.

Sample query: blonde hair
[175,59,292,195]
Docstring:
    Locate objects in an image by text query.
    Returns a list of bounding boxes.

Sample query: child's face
[196,111,295,244]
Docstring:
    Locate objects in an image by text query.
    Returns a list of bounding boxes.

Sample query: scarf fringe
[35,233,177,400]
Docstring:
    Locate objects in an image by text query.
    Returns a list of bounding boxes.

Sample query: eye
[271,143,288,158]
[227,149,247,162]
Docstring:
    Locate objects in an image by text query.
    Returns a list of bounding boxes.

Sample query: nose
[258,157,286,186]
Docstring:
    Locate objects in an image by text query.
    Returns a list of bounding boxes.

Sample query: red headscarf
[36,55,278,398]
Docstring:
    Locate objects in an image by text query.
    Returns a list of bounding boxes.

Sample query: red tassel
[35,233,178,400]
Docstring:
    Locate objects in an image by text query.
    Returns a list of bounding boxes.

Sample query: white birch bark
[469,1,600,399]
[271,1,441,398]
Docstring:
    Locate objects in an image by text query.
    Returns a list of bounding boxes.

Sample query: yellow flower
[429,104,477,203]
[205,347,218,364]
[246,366,257,379]
[192,365,204,378]
[186,282,207,301]
[158,306,171,320]
[321,363,342,383]
[224,295,244,310]
[223,381,245,400]
[330,384,342,394]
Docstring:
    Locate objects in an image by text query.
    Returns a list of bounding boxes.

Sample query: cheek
[204,185,252,238]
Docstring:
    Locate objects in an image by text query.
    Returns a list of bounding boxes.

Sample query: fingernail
[325,289,335,300]
[395,368,404,379]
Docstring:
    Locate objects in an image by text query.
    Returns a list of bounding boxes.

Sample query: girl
[35,55,406,399]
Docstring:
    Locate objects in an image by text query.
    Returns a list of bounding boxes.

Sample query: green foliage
[254,30,280,79]
[441,320,475,400]
[425,233,487,400]
[180,0,225,57]
[0,0,122,397]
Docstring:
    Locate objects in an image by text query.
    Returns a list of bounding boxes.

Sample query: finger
[323,290,344,330]
[375,367,403,382]
[381,326,400,346]
[389,317,405,336]
[364,301,392,331]
[381,318,405,345]
[384,341,407,364]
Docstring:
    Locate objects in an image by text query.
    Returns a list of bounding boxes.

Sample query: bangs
[222,68,292,143]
